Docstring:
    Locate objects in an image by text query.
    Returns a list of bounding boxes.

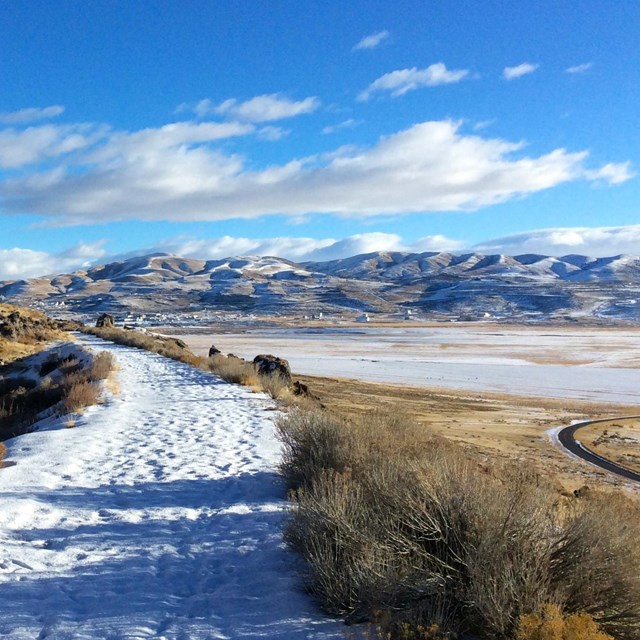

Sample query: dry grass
[278,408,640,639]
[259,372,291,399]
[293,374,640,494]
[516,604,613,640]
[0,348,115,440]
[205,354,260,386]
[87,325,306,401]
[577,418,640,475]
[62,380,101,413]
[85,326,203,367]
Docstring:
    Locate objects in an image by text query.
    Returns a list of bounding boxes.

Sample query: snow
[178,326,640,404]
[0,335,342,639]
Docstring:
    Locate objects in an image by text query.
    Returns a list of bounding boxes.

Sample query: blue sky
[1,0,639,279]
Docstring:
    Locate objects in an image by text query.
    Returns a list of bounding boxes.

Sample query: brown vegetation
[0,303,67,364]
[87,325,309,402]
[277,409,640,639]
[0,349,115,440]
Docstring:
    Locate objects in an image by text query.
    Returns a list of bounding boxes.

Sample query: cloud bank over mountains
[4,225,640,282]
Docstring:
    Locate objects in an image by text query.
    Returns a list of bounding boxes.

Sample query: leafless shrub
[88,352,115,381]
[550,492,640,640]
[278,409,640,639]
[62,379,100,413]
[259,373,291,399]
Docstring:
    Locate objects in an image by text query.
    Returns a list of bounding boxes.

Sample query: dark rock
[96,313,115,328]
[253,354,291,382]
[573,484,590,498]
[209,344,222,357]
[293,380,321,403]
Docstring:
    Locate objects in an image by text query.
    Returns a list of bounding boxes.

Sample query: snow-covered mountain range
[3,251,640,323]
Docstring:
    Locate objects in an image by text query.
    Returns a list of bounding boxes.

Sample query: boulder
[293,380,320,403]
[573,485,590,499]
[209,344,222,357]
[96,313,115,328]
[253,354,291,382]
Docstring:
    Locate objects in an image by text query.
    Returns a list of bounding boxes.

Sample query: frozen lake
[173,325,640,404]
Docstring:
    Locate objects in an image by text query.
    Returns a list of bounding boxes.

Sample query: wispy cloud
[353,30,389,51]
[0,105,65,125]
[585,162,634,185]
[178,94,320,122]
[503,63,539,80]
[359,63,469,100]
[257,126,289,141]
[473,224,640,257]
[0,119,630,225]
[565,62,593,74]
[322,118,362,135]
[0,123,106,169]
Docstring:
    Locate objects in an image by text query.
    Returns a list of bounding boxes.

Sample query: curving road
[557,416,640,483]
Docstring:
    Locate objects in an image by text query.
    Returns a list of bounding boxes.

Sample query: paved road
[557,416,640,483]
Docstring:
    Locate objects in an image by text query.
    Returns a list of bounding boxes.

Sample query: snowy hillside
[2,251,640,322]
[0,336,342,639]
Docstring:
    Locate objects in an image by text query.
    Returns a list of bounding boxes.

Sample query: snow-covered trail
[0,336,343,639]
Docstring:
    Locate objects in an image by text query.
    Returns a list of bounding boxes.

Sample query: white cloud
[180,94,320,122]
[353,30,389,51]
[473,224,640,257]
[0,119,632,224]
[0,241,107,281]
[566,62,593,74]
[585,162,634,185]
[322,119,362,134]
[359,64,469,100]
[503,63,539,80]
[7,224,640,281]
[0,105,65,125]
[0,124,104,169]
[257,125,289,141]
[149,231,464,262]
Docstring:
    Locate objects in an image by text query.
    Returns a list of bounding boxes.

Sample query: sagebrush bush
[62,379,100,413]
[205,355,260,386]
[277,409,640,639]
[259,372,291,399]
[516,604,613,640]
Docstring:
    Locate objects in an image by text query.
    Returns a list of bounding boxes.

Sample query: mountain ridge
[2,251,640,323]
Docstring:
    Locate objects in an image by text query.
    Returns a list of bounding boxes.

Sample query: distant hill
[2,251,640,323]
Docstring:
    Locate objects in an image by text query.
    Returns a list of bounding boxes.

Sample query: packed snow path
[0,336,343,639]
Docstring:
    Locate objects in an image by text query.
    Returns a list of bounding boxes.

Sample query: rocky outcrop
[96,313,115,328]
[0,306,59,342]
[253,354,291,382]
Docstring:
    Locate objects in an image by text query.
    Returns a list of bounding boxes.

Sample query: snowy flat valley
[175,325,640,404]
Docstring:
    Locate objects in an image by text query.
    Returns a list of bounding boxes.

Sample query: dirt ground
[296,373,640,495]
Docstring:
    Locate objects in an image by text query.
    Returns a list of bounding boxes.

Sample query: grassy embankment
[0,305,115,445]
[85,325,293,399]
